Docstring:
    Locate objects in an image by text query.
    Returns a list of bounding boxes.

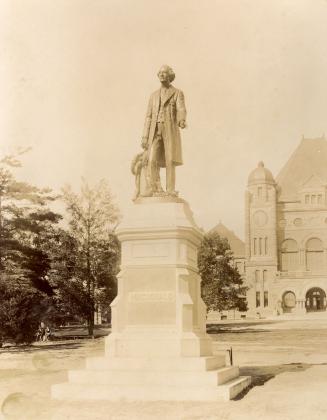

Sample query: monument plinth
[52,198,250,401]
[106,197,211,359]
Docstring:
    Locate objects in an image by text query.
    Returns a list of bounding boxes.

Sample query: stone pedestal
[52,198,250,401]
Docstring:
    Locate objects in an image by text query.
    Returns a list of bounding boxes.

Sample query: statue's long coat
[142,85,186,167]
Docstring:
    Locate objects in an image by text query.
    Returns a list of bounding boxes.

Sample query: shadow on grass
[0,341,86,354]
[208,328,271,335]
[235,362,327,400]
[52,326,110,336]
[206,321,279,334]
[1,327,110,353]
[207,320,279,328]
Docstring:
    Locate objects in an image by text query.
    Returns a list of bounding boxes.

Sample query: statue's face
[158,68,170,83]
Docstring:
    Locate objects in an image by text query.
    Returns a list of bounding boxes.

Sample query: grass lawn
[1,318,327,419]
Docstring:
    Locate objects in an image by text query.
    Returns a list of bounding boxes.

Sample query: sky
[1,0,327,239]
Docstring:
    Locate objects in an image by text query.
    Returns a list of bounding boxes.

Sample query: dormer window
[299,174,326,206]
[303,192,325,206]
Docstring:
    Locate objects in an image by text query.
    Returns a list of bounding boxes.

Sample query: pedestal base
[52,355,251,401]
[52,198,250,401]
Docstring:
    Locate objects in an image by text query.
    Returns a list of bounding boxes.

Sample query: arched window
[263,270,268,307]
[281,239,299,271]
[255,270,260,283]
[255,270,261,307]
[257,187,262,197]
[263,270,268,286]
[306,238,324,271]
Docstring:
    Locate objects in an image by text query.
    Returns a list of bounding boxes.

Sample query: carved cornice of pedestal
[134,196,185,205]
[117,226,203,247]
[118,263,200,273]
[117,198,203,247]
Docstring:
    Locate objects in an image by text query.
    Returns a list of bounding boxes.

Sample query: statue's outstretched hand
[179,120,186,129]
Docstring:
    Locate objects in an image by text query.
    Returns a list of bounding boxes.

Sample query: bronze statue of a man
[142,65,187,196]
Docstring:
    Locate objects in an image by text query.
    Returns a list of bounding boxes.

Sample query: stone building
[245,137,327,316]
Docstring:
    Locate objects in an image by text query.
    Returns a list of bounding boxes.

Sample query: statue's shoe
[166,190,179,197]
[140,190,153,197]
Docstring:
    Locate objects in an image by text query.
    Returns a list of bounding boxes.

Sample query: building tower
[245,162,278,316]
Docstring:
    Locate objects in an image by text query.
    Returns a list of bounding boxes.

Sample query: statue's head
[157,65,175,83]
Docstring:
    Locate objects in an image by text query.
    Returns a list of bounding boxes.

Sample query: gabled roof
[209,222,245,258]
[300,174,325,190]
[276,137,327,201]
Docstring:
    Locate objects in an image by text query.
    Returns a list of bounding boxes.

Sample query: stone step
[68,365,239,387]
[216,376,252,400]
[52,375,251,402]
[86,355,226,371]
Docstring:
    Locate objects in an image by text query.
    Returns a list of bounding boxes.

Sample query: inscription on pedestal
[132,242,169,258]
[128,291,175,302]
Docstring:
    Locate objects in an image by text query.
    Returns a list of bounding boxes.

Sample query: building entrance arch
[305,287,326,312]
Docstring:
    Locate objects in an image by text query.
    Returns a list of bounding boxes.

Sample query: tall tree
[198,232,248,313]
[61,179,120,336]
[0,150,62,344]
[48,229,120,328]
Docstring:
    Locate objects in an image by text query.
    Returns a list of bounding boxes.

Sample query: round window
[293,218,303,227]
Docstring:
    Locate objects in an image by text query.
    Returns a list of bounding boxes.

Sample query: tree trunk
[87,311,95,338]
[0,192,3,270]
